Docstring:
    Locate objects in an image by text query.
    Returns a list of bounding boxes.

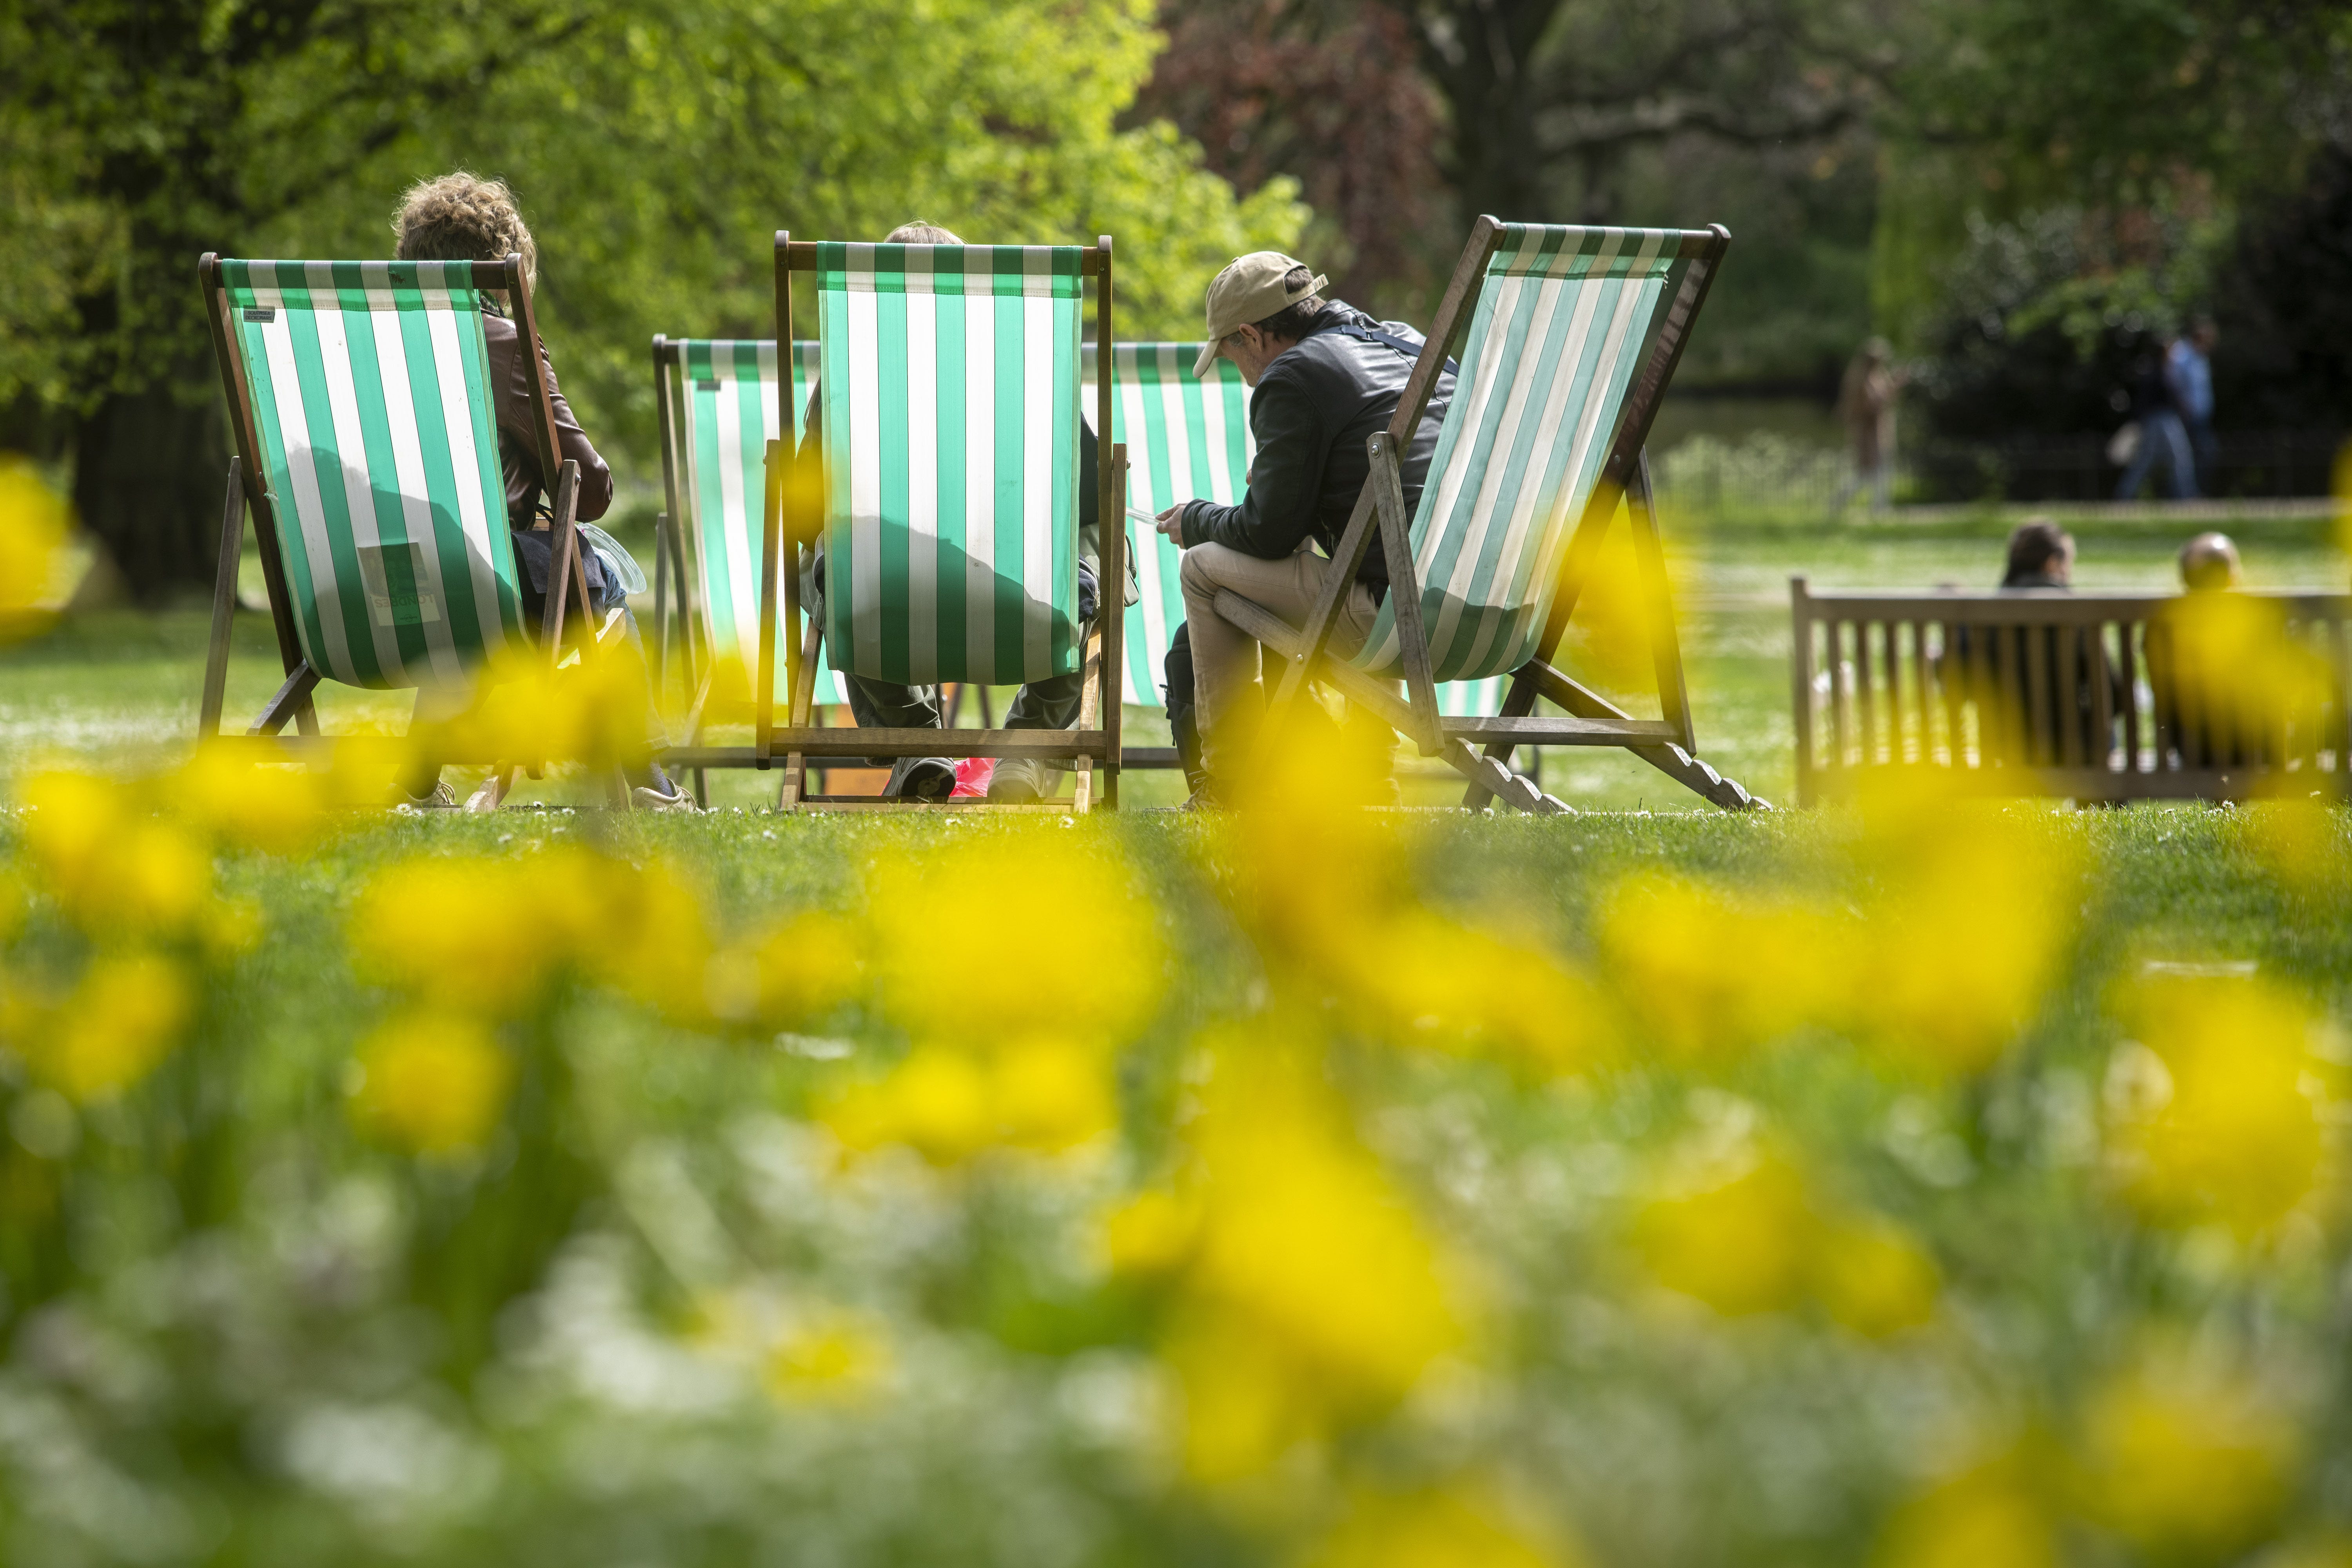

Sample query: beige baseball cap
[1193,252,1328,377]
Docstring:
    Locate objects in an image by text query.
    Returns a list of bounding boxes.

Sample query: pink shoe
[951,757,996,798]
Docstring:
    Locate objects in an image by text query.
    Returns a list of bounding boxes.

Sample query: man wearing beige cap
[1154,252,1456,802]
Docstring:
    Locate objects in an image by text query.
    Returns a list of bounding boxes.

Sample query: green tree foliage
[1873,0,2352,349]
[0,0,1301,595]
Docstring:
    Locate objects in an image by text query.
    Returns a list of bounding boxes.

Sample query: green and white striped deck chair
[653,338,852,719]
[762,234,1124,810]
[1225,219,1762,813]
[195,254,596,745]
[1088,343,1247,710]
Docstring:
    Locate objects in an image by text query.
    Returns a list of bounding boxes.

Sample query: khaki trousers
[1178,541,1378,777]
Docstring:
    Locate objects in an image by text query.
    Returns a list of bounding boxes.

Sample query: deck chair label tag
[357,541,445,630]
[695,377,721,391]
[243,307,276,323]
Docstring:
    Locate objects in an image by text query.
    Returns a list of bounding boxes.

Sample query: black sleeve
[1181,371,1325,560]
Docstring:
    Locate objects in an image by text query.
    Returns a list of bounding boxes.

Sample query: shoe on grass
[986,756,1062,803]
[631,780,698,813]
[399,780,459,810]
[886,756,956,801]
[1182,777,1232,812]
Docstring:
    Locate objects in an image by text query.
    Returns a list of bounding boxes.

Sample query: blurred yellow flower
[18,771,213,936]
[1100,1187,1201,1278]
[38,951,195,1103]
[1598,874,1842,1060]
[593,857,716,1022]
[1875,1453,2058,1568]
[350,1011,513,1156]
[348,849,610,1015]
[1301,1481,1572,1568]
[1635,1151,1814,1316]
[2076,1354,2297,1558]
[1148,1048,1467,1483]
[764,1312,893,1405]
[0,455,73,640]
[417,643,658,777]
[824,1044,993,1163]
[821,1034,1117,1163]
[1843,777,2078,1076]
[172,747,327,854]
[1336,906,1608,1074]
[867,834,1164,1044]
[1812,1212,1940,1338]
[2106,975,2336,1236]
[709,911,861,1028]
[1637,1138,1938,1332]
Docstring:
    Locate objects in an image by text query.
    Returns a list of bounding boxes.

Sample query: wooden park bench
[1790,576,2352,804]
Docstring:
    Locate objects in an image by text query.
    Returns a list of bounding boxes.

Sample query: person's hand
[1155,503,1187,548]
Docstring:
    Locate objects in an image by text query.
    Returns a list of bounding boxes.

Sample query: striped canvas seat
[1086,343,1247,708]
[1348,225,1700,685]
[218,259,527,688]
[814,243,1085,687]
[666,338,849,706]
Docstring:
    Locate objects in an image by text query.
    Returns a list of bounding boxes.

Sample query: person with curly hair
[390,172,690,810]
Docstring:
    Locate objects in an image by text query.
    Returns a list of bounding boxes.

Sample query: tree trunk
[73,383,228,605]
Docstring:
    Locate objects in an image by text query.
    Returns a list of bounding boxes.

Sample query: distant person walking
[2114,331,2199,500]
[1832,338,1902,514]
[2171,317,2219,491]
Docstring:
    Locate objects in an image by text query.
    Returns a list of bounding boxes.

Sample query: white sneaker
[632,782,698,813]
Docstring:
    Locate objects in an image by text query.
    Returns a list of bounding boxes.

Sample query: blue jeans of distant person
[2117,409,2199,501]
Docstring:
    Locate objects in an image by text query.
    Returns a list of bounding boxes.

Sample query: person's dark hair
[2002,519,2074,584]
[1250,265,1326,342]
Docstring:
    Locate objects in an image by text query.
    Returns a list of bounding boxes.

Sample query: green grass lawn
[10,508,2342,811]
[3,510,2350,1564]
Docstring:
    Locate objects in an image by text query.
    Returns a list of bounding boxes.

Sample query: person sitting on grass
[388,172,690,811]
[794,219,1132,803]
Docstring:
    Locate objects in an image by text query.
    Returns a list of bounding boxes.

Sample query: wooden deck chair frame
[193,252,609,799]
[1225,216,1761,813]
[733,232,1126,813]
[648,334,841,804]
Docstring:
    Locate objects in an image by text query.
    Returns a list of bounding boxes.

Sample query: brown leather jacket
[481,310,613,526]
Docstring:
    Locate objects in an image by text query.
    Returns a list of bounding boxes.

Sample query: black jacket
[1181,301,1455,598]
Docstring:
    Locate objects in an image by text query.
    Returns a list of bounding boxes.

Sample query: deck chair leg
[652,509,672,695]
[250,661,323,737]
[199,458,246,739]
[468,766,515,813]
[1463,667,1543,810]
[1073,628,1103,814]
[777,594,823,811]
[1625,451,1695,753]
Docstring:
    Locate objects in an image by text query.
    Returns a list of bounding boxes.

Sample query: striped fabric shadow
[815,243,1085,688]
[1083,343,1252,709]
[1349,225,1694,685]
[220,259,526,689]
[670,338,848,706]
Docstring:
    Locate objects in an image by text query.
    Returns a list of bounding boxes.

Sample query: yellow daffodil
[36,951,195,1103]
[2105,974,2337,1237]
[350,1011,514,1156]
[2075,1352,2298,1558]
[0,456,73,641]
